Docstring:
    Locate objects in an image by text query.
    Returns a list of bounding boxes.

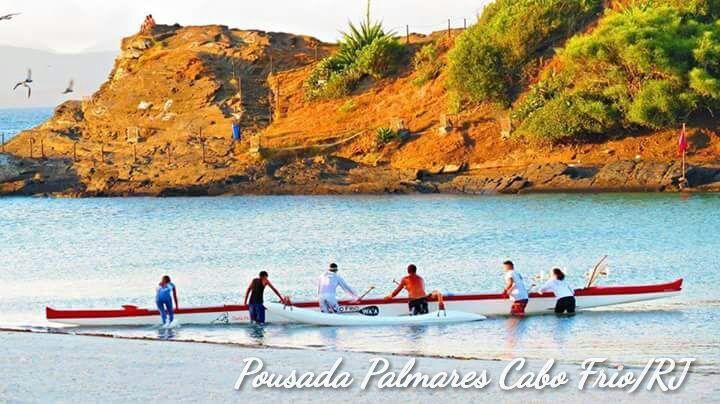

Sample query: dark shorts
[511,299,528,316]
[555,296,576,314]
[408,297,429,316]
[249,303,266,324]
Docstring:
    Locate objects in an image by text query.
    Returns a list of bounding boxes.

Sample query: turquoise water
[0,108,53,141]
[0,195,718,372]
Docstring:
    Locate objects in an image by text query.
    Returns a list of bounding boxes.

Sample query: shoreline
[2,329,716,402]
[2,152,720,197]
[1,327,715,376]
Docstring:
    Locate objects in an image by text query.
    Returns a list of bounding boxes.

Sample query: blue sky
[0,0,491,53]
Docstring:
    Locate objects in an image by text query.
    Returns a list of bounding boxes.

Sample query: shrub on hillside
[376,127,401,144]
[512,4,720,142]
[304,5,403,100]
[447,0,602,105]
[411,42,444,87]
[515,94,617,142]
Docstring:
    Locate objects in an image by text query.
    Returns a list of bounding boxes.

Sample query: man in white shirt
[317,263,360,313]
[502,260,529,316]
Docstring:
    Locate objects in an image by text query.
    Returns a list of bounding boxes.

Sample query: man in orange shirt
[385,264,429,315]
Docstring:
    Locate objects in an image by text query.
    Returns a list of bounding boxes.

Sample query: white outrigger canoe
[45,279,683,326]
[265,303,486,326]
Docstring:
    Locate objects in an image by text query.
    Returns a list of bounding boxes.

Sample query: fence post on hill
[464,18,467,30]
[29,138,34,158]
[133,143,137,163]
[40,139,45,159]
[406,25,410,44]
[275,80,281,120]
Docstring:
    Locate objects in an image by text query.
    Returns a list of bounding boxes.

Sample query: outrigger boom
[45,279,683,326]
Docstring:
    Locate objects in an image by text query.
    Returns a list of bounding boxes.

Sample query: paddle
[356,286,375,302]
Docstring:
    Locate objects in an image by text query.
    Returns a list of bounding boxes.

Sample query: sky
[0,0,491,53]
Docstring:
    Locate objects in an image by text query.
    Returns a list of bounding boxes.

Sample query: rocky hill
[2,8,720,196]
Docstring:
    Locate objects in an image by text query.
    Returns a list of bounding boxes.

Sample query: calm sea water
[0,195,718,373]
[0,108,53,140]
[1,108,718,372]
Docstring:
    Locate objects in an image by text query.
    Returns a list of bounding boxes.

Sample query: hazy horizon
[0,0,490,54]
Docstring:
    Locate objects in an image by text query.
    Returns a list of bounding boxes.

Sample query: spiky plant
[335,0,396,67]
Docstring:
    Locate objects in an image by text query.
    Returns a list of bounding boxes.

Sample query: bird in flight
[62,79,74,94]
[13,68,33,99]
[0,13,21,21]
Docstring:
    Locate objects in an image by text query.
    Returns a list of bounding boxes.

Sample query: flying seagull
[62,79,74,94]
[13,68,32,99]
[0,13,21,21]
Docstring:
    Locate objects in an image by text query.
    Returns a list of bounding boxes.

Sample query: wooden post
[73,141,78,162]
[100,144,104,165]
[202,141,206,164]
[464,18,467,29]
[448,19,451,39]
[275,81,281,118]
[41,139,45,159]
[680,123,687,187]
[29,139,34,158]
[406,25,410,44]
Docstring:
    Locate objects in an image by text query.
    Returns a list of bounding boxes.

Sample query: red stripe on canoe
[46,278,682,320]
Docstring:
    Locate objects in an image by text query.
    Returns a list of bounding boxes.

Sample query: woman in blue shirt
[156,275,179,326]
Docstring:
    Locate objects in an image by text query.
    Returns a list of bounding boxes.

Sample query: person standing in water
[502,260,529,316]
[317,263,359,313]
[540,268,576,315]
[156,275,178,326]
[384,264,430,315]
[243,271,286,325]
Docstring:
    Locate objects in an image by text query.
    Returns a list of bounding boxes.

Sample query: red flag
[678,123,688,156]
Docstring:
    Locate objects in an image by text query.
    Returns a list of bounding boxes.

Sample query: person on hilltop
[243,271,286,325]
[140,14,156,34]
[156,275,179,326]
[384,264,430,315]
[317,263,360,313]
[502,260,529,317]
[540,268,576,315]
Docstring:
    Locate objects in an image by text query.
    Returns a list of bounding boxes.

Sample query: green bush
[447,36,510,104]
[447,0,602,105]
[411,42,443,87]
[512,4,720,142]
[304,4,403,100]
[627,80,696,128]
[515,94,617,142]
[376,127,400,144]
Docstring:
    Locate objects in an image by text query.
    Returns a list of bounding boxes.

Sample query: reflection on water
[0,194,718,371]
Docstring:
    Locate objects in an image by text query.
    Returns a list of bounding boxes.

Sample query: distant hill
[0,46,115,108]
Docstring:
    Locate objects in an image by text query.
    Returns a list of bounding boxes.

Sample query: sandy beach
[1,330,716,403]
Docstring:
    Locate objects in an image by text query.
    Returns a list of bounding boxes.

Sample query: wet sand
[1,330,716,403]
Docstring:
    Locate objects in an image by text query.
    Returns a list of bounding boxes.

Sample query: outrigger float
[46,278,683,326]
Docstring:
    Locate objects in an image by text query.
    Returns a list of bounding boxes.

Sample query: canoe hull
[45,278,683,326]
[265,303,486,326]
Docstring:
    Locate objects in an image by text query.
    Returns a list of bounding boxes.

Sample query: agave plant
[334,0,396,67]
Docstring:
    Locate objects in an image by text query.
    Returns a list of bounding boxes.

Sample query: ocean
[1,108,718,374]
[0,107,53,141]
